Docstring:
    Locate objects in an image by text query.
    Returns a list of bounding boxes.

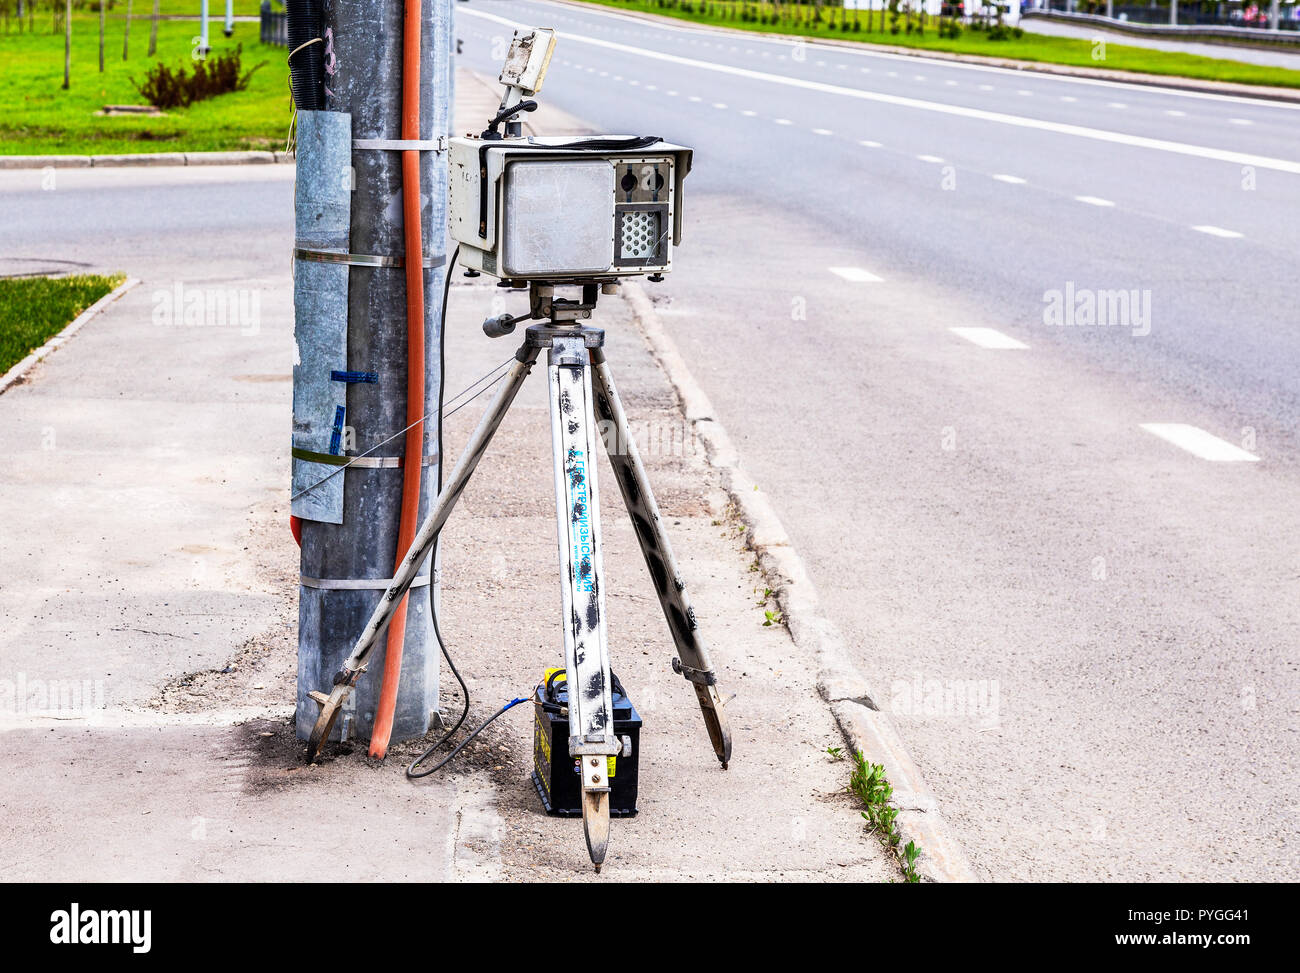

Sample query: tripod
[306,282,733,869]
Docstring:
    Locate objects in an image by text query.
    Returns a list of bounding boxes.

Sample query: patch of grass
[0,273,125,374]
[0,13,289,154]
[848,748,920,882]
[571,0,1300,89]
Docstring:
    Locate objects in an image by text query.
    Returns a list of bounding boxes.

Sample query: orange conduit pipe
[369,0,427,759]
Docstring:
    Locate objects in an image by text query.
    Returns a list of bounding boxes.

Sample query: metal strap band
[300,573,435,591]
[672,657,717,686]
[352,137,448,152]
[294,247,448,270]
[292,446,437,468]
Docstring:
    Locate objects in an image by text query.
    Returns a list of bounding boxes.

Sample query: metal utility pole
[199,0,210,56]
[224,0,234,37]
[1170,0,1177,25]
[1270,0,1279,30]
[294,0,452,750]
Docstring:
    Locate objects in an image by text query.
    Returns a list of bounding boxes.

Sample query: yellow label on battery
[607,756,616,778]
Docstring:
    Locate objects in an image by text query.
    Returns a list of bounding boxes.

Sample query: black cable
[407,245,535,781]
[407,697,529,778]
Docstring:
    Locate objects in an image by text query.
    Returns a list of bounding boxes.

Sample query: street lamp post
[199,0,210,56]
[224,0,234,37]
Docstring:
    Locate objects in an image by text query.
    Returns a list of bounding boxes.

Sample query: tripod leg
[548,334,618,870]
[589,353,733,769]
[306,346,541,761]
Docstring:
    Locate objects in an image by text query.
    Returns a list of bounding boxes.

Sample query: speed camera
[447,136,692,281]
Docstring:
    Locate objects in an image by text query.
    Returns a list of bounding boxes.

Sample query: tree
[62,0,71,89]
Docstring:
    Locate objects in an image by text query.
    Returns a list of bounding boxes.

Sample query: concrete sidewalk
[0,70,895,881]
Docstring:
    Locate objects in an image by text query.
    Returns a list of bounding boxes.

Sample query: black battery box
[531,667,641,817]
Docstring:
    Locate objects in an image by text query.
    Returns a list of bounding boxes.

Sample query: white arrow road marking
[1140,424,1260,462]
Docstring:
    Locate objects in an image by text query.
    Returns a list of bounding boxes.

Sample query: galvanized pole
[224,0,234,37]
[295,0,452,747]
[199,0,210,56]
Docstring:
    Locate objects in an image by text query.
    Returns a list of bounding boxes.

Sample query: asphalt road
[3,0,1295,882]
[457,0,1299,880]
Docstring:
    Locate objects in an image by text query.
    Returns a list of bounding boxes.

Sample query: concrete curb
[0,151,291,170]
[0,277,140,396]
[545,0,1300,103]
[622,281,979,883]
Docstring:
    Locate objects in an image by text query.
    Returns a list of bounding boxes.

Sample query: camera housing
[447,136,692,281]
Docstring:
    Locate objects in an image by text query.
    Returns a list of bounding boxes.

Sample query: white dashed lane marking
[1140,424,1260,462]
[1192,225,1244,238]
[949,327,1029,350]
[993,174,1027,184]
[1075,195,1115,207]
[829,266,884,283]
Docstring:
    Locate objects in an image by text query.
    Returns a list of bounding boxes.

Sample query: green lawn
[571,0,1300,89]
[0,274,126,374]
[0,11,290,154]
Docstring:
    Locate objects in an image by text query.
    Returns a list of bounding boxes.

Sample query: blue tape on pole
[328,405,346,456]
[331,370,379,384]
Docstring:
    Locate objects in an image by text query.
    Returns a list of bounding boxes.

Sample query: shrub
[132,45,265,110]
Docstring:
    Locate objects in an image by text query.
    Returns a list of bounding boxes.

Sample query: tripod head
[481,280,621,338]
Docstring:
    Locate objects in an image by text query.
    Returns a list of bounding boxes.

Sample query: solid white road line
[829,266,884,283]
[1140,423,1260,461]
[1192,224,1244,238]
[949,327,1029,349]
[460,7,1300,176]
[492,1,1300,111]
[1075,195,1115,207]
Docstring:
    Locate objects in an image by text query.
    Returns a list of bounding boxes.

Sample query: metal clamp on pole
[294,247,448,269]
[672,657,718,686]
[352,137,449,152]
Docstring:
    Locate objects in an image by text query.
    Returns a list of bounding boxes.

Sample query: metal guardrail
[1025,9,1300,45]
[261,1,288,48]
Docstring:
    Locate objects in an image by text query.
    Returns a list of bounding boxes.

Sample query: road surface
[456,0,1299,881]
